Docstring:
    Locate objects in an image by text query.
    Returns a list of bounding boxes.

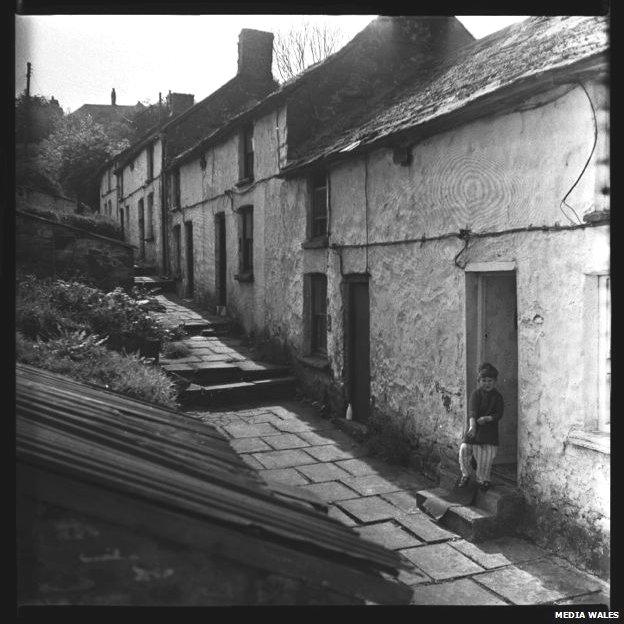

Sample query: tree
[37,114,130,206]
[273,19,349,83]
[15,94,64,144]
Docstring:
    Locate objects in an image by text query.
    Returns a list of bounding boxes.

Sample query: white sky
[15,15,528,113]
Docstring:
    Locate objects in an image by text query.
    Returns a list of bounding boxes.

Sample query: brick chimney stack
[166,92,195,117]
[237,29,274,79]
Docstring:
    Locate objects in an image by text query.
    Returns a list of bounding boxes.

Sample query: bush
[16,274,173,352]
[162,341,192,359]
[16,331,178,409]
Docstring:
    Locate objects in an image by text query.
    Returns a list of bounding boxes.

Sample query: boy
[457,362,504,491]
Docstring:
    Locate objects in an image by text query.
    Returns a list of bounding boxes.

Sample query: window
[147,143,154,181]
[240,125,254,182]
[598,275,610,432]
[116,171,124,200]
[147,193,154,239]
[308,274,328,355]
[171,168,181,209]
[310,171,328,239]
[237,206,253,279]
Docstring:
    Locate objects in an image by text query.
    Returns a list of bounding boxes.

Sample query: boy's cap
[478,362,499,379]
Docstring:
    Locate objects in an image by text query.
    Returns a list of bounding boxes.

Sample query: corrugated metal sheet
[16,364,405,574]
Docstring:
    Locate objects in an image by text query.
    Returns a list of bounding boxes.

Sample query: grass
[16,331,178,409]
[162,341,192,359]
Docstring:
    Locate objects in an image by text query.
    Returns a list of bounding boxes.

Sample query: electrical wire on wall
[453,229,472,269]
[559,81,598,225]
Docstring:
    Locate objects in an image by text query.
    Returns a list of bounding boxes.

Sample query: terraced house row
[97,16,610,578]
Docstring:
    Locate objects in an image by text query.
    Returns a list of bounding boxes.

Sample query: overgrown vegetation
[19,202,123,240]
[162,341,192,359]
[16,331,178,408]
[16,274,177,353]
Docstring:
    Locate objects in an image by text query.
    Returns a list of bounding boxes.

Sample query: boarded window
[147,143,154,181]
[309,274,327,354]
[147,193,154,238]
[598,275,610,431]
[310,172,328,238]
[238,206,253,275]
[240,126,254,181]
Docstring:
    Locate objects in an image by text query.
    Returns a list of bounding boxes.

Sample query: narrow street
[153,294,610,606]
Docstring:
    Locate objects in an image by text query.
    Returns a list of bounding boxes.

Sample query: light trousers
[459,442,497,482]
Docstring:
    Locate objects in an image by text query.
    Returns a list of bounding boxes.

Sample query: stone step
[163,362,292,386]
[134,275,176,291]
[200,324,233,337]
[134,264,158,276]
[416,483,525,543]
[181,376,298,407]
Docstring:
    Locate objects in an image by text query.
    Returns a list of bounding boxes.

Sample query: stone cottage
[98,15,610,578]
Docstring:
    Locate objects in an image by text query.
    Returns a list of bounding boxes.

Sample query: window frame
[146,143,154,182]
[239,125,254,183]
[307,273,328,356]
[236,205,254,281]
[146,192,154,240]
[598,274,610,432]
[304,170,329,246]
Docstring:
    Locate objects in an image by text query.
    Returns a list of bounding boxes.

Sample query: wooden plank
[18,464,411,604]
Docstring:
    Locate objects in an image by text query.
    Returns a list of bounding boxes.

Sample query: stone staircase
[415,465,525,542]
[133,264,176,291]
[160,313,297,409]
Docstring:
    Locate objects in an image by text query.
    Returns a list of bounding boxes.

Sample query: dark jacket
[464,387,504,445]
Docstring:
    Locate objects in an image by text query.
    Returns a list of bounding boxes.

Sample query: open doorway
[184,221,194,298]
[466,269,518,484]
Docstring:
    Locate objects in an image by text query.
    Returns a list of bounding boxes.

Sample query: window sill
[567,429,610,455]
[296,354,329,371]
[302,235,329,249]
[235,272,254,283]
[236,176,254,188]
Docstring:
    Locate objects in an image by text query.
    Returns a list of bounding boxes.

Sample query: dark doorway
[172,225,181,278]
[215,213,227,307]
[466,271,518,483]
[345,275,370,423]
[184,221,194,298]
[138,198,145,260]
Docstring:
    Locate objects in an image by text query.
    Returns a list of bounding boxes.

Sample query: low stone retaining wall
[16,210,134,291]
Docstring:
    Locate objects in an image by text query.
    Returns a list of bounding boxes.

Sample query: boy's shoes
[479,481,491,491]
[456,476,470,488]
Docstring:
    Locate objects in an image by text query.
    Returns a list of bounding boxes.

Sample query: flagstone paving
[160,296,609,606]
[189,399,610,606]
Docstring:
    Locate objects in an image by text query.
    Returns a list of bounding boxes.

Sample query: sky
[15,15,528,113]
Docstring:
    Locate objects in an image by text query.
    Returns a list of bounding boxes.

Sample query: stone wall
[16,211,134,291]
[16,186,78,215]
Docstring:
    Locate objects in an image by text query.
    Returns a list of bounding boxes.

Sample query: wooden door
[215,213,227,306]
[184,221,194,298]
[478,272,518,469]
[348,278,370,423]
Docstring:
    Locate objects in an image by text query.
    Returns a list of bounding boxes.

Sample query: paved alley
[185,401,609,606]
[152,293,610,606]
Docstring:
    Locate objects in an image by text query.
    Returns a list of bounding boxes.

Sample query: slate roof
[278,15,609,173]
[70,103,143,126]
[16,364,407,579]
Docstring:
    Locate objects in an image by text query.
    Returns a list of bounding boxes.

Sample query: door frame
[215,212,227,307]
[342,273,370,422]
[464,261,519,476]
[184,221,194,298]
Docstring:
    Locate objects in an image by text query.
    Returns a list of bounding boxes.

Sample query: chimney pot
[111,88,116,106]
[237,29,274,79]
